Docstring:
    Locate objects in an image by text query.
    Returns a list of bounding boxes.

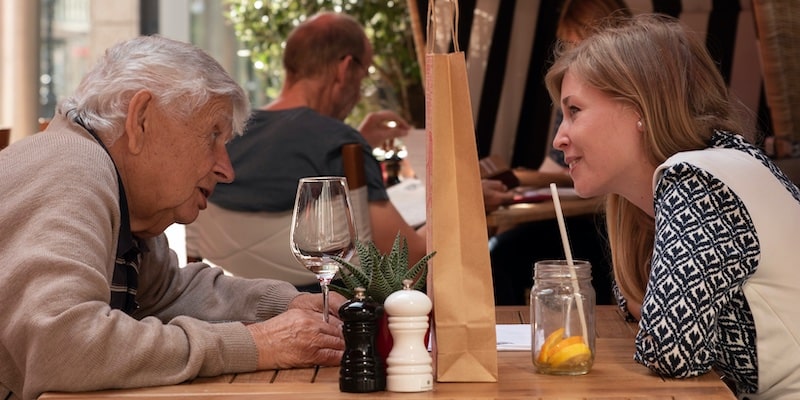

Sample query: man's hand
[288,292,347,317]
[247,306,345,369]
[482,179,515,213]
[358,110,411,149]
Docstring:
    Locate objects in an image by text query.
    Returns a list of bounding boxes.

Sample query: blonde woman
[491,0,631,306]
[546,14,800,398]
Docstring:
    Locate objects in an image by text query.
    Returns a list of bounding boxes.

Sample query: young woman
[545,14,800,398]
[490,0,631,306]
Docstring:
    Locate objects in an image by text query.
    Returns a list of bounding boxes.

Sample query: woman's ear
[634,111,645,133]
[124,89,153,154]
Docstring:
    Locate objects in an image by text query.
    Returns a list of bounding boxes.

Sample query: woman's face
[122,95,236,238]
[553,70,653,201]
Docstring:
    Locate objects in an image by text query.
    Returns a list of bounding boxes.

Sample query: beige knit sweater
[0,115,301,400]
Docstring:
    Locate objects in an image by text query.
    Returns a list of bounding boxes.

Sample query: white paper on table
[496,324,532,351]
[401,128,427,183]
[386,178,426,228]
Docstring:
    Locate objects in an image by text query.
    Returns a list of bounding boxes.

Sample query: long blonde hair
[556,0,631,42]
[544,14,746,305]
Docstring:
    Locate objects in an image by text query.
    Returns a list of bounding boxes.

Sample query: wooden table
[486,196,604,228]
[41,306,734,399]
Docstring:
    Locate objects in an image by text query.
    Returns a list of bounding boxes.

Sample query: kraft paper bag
[424,0,498,383]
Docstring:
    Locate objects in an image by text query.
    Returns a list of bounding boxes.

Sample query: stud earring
[637,120,643,130]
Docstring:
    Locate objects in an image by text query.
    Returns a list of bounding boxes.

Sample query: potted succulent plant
[331,233,435,362]
[331,233,434,304]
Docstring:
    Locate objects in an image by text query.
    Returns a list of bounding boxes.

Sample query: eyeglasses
[342,54,375,95]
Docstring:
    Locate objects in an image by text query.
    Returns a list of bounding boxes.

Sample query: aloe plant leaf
[331,254,370,289]
[387,232,408,269]
[404,250,436,290]
[338,268,364,294]
[329,283,354,300]
[331,241,374,294]
[385,232,406,290]
[362,252,386,304]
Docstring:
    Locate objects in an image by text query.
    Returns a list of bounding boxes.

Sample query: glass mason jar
[530,260,596,375]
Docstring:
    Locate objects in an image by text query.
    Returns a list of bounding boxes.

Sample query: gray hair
[60,35,250,143]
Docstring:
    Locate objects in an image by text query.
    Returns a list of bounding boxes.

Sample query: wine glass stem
[321,281,330,323]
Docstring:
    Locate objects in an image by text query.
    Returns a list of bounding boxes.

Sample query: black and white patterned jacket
[633,131,800,399]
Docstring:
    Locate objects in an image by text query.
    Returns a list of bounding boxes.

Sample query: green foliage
[331,233,436,304]
[224,0,424,127]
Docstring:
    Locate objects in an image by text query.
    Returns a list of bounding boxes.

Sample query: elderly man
[0,35,344,400]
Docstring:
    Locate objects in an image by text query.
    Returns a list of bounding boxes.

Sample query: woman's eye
[567,105,580,117]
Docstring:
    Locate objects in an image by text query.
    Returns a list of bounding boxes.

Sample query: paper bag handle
[426,0,460,54]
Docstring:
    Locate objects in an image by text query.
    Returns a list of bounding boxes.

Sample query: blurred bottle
[374,139,408,187]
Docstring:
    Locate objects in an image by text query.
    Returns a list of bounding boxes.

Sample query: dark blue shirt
[211,107,388,212]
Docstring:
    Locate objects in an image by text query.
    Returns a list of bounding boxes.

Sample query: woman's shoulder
[657,131,800,202]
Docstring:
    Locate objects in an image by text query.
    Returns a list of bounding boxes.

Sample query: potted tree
[224,0,425,128]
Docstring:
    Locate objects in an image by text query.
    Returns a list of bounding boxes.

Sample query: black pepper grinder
[339,287,386,393]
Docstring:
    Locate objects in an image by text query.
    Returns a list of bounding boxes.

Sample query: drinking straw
[549,183,589,342]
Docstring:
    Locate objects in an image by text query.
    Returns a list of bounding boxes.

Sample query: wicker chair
[753,1,800,182]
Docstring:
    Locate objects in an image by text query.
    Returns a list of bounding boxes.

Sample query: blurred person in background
[185,12,426,289]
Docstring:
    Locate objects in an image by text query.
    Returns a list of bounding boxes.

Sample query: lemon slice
[545,335,584,360]
[548,342,592,368]
[536,327,565,364]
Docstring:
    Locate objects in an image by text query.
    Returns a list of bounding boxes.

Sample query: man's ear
[334,56,352,84]
[124,89,153,154]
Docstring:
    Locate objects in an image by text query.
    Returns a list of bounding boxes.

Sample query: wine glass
[290,176,357,322]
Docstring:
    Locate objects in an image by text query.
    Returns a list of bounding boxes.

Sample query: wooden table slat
[229,370,277,384]
[189,373,235,384]
[313,366,339,383]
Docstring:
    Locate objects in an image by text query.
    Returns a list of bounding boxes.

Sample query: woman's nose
[553,123,569,150]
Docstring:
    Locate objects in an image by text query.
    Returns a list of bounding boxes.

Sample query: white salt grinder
[384,279,433,392]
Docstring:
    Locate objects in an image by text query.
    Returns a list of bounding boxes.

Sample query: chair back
[0,128,9,151]
[753,1,800,184]
[185,204,318,285]
[185,143,374,281]
[754,1,799,143]
[341,143,372,243]
[342,143,366,189]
